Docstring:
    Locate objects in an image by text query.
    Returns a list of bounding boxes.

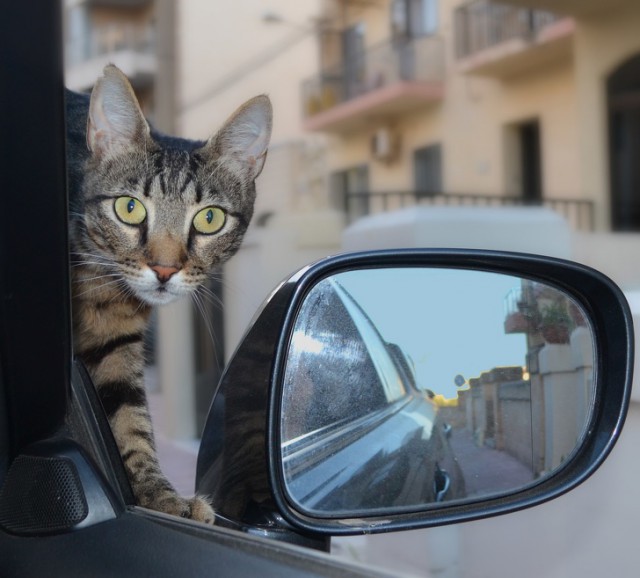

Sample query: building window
[342,23,366,99]
[414,144,442,194]
[331,165,370,221]
[391,0,439,39]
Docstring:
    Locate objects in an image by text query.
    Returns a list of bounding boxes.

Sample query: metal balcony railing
[455,0,561,59]
[504,286,524,317]
[344,191,594,231]
[302,34,444,118]
[66,22,155,67]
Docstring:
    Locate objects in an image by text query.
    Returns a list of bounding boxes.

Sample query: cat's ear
[206,95,273,181]
[86,64,151,159]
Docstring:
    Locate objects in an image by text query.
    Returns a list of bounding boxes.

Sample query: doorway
[609,54,640,231]
[504,119,543,202]
[414,143,442,195]
[519,120,542,203]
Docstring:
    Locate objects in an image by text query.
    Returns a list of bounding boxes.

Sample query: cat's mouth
[120,265,196,307]
[139,284,184,306]
[126,274,188,306]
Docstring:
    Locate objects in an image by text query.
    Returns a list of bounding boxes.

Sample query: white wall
[334,205,639,578]
[573,231,640,291]
[342,205,573,258]
[224,209,344,361]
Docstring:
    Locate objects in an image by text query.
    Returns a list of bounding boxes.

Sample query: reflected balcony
[455,1,574,77]
[65,22,156,91]
[504,288,530,334]
[302,35,444,134]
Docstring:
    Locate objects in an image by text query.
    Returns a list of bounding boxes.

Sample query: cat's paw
[148,492,215,524]
[185,495,215,525]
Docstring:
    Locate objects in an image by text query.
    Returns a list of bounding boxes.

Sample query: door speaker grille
[0,455,88,534]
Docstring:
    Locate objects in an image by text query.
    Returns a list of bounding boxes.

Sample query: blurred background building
[63,0,640,576]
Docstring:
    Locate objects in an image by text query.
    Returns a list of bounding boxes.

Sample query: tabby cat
[66,64,272,523]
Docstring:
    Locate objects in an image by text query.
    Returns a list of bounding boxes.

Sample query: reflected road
[448,429,535,497]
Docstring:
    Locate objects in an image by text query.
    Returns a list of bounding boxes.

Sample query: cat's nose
[151,264,180,283]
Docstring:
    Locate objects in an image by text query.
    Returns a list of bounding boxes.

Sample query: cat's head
[75,65,272,306]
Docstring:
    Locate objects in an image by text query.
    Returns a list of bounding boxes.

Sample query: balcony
[65,22,156,91]
[504,288,530,334]
[489,0,623,18]
[343,191,594,231]
[455,1,574,77]
[302,35,444,134]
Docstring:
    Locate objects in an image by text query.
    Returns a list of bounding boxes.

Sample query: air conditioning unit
[371,128,400,163]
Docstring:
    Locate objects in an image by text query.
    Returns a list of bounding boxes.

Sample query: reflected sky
[336,268,528,400]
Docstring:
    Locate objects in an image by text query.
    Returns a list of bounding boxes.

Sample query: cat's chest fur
[72,275,150,353]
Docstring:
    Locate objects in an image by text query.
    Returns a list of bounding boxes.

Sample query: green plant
[540,301,571,327]
[539,301,572,344]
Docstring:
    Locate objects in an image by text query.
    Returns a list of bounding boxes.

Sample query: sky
[336,267,529,400]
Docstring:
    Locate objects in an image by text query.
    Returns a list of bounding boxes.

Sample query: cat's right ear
[87,65,151,159]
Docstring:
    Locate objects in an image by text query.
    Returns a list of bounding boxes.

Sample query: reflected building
[451,282,594,481]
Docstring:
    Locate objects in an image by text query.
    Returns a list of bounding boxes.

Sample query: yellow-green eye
[114,196,146,225]
[193,206,226,234]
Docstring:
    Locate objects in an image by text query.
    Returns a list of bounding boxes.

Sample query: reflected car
[281,278,466,517]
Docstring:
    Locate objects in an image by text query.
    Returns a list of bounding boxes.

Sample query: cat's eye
[114,196,147,225]
[193,206,226,235]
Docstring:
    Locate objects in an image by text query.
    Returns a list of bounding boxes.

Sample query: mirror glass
[280,268,595,517]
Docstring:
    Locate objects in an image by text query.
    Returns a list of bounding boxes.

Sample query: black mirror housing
[196,249,633,537]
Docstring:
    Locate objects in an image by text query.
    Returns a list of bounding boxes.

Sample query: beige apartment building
[302,0,640,234]
[64,0,640,301]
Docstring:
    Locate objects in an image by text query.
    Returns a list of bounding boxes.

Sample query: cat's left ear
[206,95,273,181]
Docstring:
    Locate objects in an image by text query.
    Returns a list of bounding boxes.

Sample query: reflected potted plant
[539,302,572,344]
[568,302,588,327]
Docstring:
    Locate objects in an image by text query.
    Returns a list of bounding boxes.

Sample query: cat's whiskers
[76,272,123,284]
[127,285,150,314]
[70,251,115,269]
[71,250,108,257]
[105,279,140,306]
[73,276,127,299]
[196,284,224,310]
[202,271,250,307]
[71,261,115,269]
[190,291,221,372]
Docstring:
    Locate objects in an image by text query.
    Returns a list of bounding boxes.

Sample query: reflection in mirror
[280,268,595,518]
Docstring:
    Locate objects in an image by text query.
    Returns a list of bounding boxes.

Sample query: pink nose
[151,265,180,283]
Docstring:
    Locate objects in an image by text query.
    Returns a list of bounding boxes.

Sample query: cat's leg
[75,316,215,522]
[106,396,215,524]
[73,271,215,522]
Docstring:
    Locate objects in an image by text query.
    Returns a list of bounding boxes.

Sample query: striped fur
[67,65,272,523]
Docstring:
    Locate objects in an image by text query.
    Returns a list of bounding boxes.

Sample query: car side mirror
[196,250,632,539]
